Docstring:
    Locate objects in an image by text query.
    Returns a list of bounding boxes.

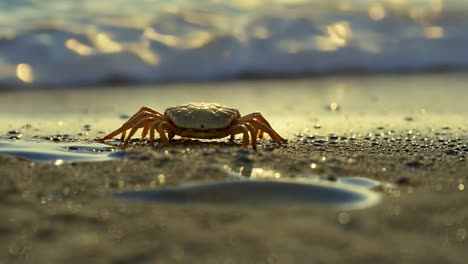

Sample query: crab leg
[241,113,283,139]
[241,112,273,127]
[229,124,250,148]
[137,113,164,139]
[243,119,283,146]
[242,116,284,142]
[125,107,165,123]
[124,111,164,127]
[149,121,158,145]
[152,121,168,146]
[143,121,173,140]
[149,120,174,146]
[101,114,164,141]
[124,117,157,145]
[258,130,264,139]
[168,130,175,139]
[100,126,128,141]
[241,122,257,150]
[158,122,174,146]
[230,122,259,143]
[100,108,164,141]
[141,125,150,139]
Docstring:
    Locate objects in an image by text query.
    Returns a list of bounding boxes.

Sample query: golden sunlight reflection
[250,168,281,179]
[16,63,34,83]
[92,33,122,53]
[144,27,179,47]
[186,31,213,49]
[65,38,94,56]
[71,26,161,65]
[144,28,213,49]
[329,102,339,112]
[404,0,444,20]
[369,3,386,21]
[458,183,465,191]
[424,26,444,39]
[128,40,160,65]
[158,174,166,185]
[315,21,352,52]
[210,15,234,32]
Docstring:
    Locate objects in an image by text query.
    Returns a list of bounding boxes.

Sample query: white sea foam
[1,0,467,88]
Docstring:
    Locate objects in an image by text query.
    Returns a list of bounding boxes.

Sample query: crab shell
[164,103,241,130]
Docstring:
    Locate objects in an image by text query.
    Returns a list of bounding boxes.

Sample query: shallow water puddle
[116,177,382,210]
[0,140,125,163]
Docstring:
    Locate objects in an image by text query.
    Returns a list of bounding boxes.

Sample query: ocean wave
[1,0,468,88]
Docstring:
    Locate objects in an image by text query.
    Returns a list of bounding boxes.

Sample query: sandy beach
[1,73,467,263]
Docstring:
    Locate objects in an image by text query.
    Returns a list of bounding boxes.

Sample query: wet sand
[1,73,468,263]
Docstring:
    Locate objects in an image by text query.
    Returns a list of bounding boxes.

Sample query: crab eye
[200,124,205,128]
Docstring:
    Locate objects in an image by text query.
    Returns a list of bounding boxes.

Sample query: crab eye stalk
[200,124,205,129]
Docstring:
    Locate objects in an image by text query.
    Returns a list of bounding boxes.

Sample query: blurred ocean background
[0,0,467,88]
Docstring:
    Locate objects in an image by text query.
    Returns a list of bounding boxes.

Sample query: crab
[98,102,285,150]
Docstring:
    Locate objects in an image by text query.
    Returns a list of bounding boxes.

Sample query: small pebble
[395,176,410,185]
[405,160,425,168]
[325,175,338,182]
[444,149,457,156]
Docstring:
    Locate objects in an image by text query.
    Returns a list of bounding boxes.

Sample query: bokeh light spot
[16,63,34,83]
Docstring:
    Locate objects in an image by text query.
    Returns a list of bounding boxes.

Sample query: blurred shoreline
[1,70,468,93]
